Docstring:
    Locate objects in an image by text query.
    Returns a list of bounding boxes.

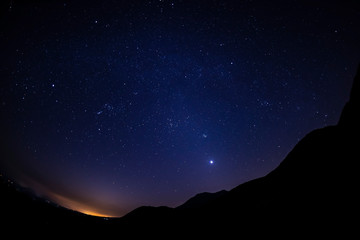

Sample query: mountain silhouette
[120,64,360,233]
[1,64,358,235]
[176,190,228,209]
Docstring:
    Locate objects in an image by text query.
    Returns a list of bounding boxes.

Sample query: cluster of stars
[0,0,358,217]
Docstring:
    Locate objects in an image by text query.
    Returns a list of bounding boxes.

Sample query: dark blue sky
[1,0,359,217]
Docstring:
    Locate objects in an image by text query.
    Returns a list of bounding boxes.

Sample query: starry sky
[0,0,359,217]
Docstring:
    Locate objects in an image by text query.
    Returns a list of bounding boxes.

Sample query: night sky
[0,0,359,217]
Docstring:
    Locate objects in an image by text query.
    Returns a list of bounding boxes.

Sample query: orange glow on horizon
[45,190,124,218]
[15,174,126,218]
[78,209,118,218]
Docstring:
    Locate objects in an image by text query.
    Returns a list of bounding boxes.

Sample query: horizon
[1,0,359,217]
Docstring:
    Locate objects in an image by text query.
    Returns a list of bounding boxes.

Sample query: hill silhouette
[120,64,360,233]
[1,64,358,235]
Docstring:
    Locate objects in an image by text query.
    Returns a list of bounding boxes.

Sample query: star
[0,0,356,219]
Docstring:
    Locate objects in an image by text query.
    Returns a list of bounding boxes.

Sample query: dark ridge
[176,190,228,209]
[1,64,359,236]
[121,64,360,234]
[338,63,360,128]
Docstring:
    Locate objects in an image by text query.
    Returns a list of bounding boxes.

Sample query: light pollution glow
[17,174,125,218]
[48,191,119,218]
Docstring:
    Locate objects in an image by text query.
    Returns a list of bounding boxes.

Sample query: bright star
[209,160,214,165]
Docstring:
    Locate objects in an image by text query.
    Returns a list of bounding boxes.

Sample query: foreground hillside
[1,65,358,235]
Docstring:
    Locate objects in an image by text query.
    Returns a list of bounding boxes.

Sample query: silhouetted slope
[176,190,227,209]
[197,65,359,230]
[193,65,359,228]
[1,65,358,235]
[0,174,108,229]
[338,65,360,128]
[122,65,359,232]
